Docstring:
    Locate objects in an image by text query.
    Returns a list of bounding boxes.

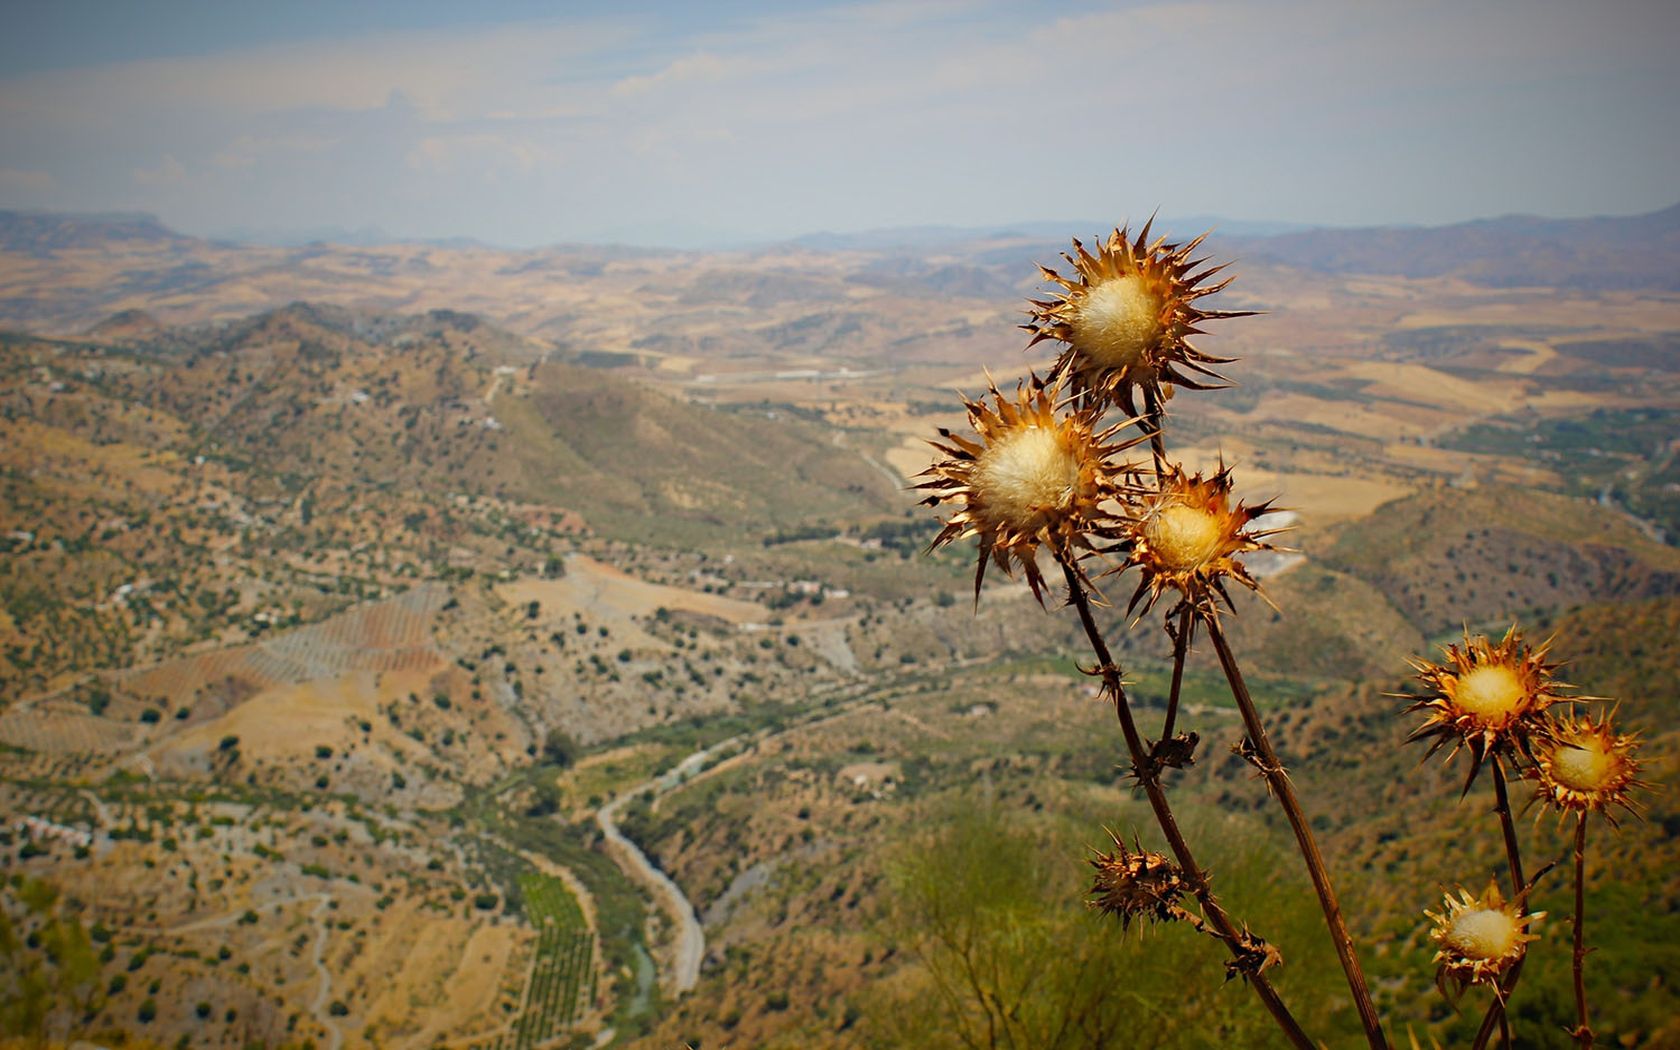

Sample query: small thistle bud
[1225,929,1284,982]
[1087,834,1188,929]
[1148,731,1200,770]
[1426,883,1542,996]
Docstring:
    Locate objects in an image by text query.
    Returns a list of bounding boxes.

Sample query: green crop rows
[499,872,597,1049]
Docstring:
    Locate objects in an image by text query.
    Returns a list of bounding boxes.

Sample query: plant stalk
[1572,812,1594,1048]
[1472,757,1529,1050]
[1059,559,1314,1050]
[1141,385,1168,472]
[1491,757,1527,893]
[1204,612,1389,1050]
[1160,604,1193,746]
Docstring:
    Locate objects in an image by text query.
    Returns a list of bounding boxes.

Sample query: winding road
[594,740,740,994]
[305,896,344,1050]
[590,673,911,997]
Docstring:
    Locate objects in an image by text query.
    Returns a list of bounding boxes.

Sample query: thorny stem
[1472,758,1529,1050]
[1572,813,1594,1048]
[1059,559,1314,1050]
[1204,613,1390,1050]
[1141,385,1169,473]
[1160,604,1193,745]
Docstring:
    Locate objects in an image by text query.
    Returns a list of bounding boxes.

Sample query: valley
[1,209,1677,1048]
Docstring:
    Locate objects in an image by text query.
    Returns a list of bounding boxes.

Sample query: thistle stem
[1059,559,1314,1050]
[1572,812,1594,1048]
[1160,604,1193,746]
[1141,385,1168,472]
[1203,612,1389,1050]
[1492,757,1527,893]
[1471,758,1529,1050]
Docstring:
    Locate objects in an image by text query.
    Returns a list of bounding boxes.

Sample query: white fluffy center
[1071,275,1164,369]
[1447,908,1520,960]
[1454,665,1525,721]
[1551,741,1613,791]
[1145,504,1223,570]
[975,426,1080,529]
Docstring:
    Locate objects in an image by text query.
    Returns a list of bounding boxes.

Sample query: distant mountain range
[3,200,1680,307]
[1225,202,1680,291]
[0,209,188,255]
[784,215,1323,252]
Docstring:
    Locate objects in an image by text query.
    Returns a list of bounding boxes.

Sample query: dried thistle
[1087,832,1190,929]
[916,374,1144,603]
[1025,221,1251,415]
[1426,882,1542,997]
[1405,626,1575,788]
[1530,712,1646,826]
[1110,460,1285,617]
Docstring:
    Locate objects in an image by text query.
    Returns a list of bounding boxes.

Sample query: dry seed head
[974,425,1083,529]
[1113,460,1283,616]
[1070,275,1164,372]
[1145,503,1227,571]
[1531,712,1645,824]
[1453,664,1526,722]
[1405,625,1572,783]
[1426,882,1541,994]
[1087,834,1189,929]
[916,375,1144,604]
[1025,220,1251,414]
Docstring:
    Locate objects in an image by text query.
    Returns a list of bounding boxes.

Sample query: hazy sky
[2,0,1676,247]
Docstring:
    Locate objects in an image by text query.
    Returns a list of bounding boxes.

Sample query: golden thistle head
[917,375,1143,603]
[1087,833,1189,930]
[1426,883,1541,996]
[1530,712,1645,825]
[1112,460,1283,617]
[1405,626,1573,785]
[1024,220,1250,414]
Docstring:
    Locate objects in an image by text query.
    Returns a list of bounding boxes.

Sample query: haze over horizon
[2,0,1676,249]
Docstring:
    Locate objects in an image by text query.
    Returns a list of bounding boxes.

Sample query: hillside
[0,304,905,702]
[1322,485,1680,633]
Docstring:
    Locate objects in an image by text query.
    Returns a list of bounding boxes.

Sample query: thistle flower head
[1405,626,1572,785]
[1025,221,1250,414]
[917,375,1144,603]
[1531,712,1646,825]
[1112,460,1283,616]
[1087,834,1189,929]
[1426,882,1541,996]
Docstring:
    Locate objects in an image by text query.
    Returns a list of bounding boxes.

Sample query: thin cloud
[0,167,55,195]
[132,155,187,187]
[0,0,1673,246]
